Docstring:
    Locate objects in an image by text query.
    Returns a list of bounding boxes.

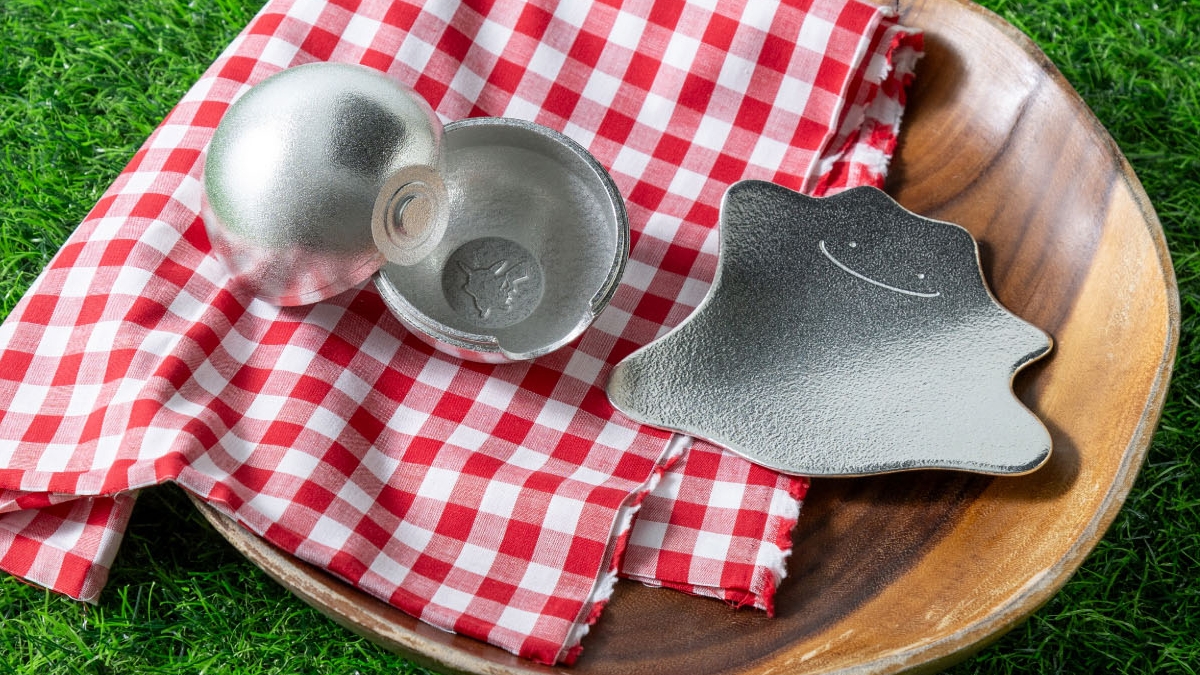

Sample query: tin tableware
[374,117,628,363]
[201,62,448,306]
[202,66,627,362]
[606,181,1054,476]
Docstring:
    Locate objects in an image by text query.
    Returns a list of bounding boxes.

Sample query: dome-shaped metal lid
[201,62,449,306]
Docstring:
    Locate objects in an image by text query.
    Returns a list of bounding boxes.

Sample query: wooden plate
[193,0,1180,672]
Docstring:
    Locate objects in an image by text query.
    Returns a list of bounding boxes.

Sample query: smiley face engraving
[818,239,941,298]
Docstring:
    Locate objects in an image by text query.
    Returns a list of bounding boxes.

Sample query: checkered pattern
[0,0,921,665]
[620,442,810,614]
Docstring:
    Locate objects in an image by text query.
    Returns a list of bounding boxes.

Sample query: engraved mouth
[818,240,940,298]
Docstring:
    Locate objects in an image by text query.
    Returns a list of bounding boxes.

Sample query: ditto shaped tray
[607,182,1053,477]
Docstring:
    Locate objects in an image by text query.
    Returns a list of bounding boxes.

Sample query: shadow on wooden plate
[192,0,1180,672]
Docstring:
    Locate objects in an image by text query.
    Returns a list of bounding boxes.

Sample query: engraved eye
[917,273,926,280]
[848,241,858,248]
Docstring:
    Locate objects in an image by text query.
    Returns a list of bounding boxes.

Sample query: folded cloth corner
[0,0,921,665]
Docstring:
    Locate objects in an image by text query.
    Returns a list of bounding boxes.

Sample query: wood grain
[192,0,1180,672]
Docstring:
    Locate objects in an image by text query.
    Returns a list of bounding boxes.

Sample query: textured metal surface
[202,62,446,306]
[607,182,1054,476]
[375,117,628,362]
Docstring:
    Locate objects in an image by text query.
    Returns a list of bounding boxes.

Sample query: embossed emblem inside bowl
[442,237,545,328]
[375,118,628,363]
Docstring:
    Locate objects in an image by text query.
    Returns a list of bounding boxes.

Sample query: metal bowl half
[375,118,628,363]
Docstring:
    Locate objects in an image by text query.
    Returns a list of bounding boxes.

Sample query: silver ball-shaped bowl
[374,118,628,363]
[201,62,448,306]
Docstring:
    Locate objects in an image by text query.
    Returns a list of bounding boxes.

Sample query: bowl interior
[376,118,626,360]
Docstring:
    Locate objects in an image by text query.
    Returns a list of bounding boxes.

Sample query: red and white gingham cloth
[0,0,921,665]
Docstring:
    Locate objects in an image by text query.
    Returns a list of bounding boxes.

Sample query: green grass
[0,0,1197,673]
